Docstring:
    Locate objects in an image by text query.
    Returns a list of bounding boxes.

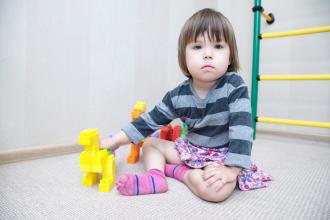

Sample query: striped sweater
[122,72,253,169]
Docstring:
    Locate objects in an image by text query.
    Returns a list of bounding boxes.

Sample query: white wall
[0,0,329,150]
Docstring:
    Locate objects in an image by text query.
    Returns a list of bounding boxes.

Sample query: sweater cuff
[224,153,251,169]
[121,123,144,144]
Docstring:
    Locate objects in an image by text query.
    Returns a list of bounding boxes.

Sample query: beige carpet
[0,134,329,220]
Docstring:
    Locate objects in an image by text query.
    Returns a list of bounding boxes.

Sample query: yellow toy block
[135,101,147,111]
[131,101,147,119]
[83,173,99,186]
[127,102,147,164]
[99,154,116,192]
[79,128,116,192]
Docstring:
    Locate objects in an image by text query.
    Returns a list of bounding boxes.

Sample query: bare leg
[183,169,236,202]
[142,137,182,171]
[142,137,237,202]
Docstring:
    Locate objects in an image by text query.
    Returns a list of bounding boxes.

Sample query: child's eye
[214,44,223,49]
[193,45,202,50]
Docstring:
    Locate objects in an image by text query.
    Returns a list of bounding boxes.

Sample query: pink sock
[116,169,168,196]
[165,164,190,182]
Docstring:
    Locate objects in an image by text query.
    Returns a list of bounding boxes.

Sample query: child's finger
[206,171,225,185]
[206,175,219,186]
[214,179,227,192]
[100,139,109,147]
[203,171,212,180]
[203,168,217,180]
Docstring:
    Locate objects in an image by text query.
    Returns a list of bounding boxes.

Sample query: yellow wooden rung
[261,26,330,39]
[257,117,330,128]
[259,74,330,81]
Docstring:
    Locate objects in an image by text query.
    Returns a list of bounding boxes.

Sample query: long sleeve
[122,92,177,144]
[224,77,253,169]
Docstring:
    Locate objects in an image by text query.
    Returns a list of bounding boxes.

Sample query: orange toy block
[127,102,147,164]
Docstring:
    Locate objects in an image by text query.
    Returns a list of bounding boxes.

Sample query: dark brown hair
[178,8,240,77]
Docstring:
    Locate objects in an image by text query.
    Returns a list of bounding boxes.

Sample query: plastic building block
[79,128,116,192]
[160,125,173,141]
[173,125,182,140]
[160,125,182,141]
[131,101,146,119]
[99,151,115,192]
[127,101,147,164]
[181,122,187,140]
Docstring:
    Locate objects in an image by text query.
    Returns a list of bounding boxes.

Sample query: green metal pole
[251,0,262,139]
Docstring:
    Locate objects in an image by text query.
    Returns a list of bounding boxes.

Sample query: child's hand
[100,130,131,151]
[203,163,240,192]
[100,137,118,151]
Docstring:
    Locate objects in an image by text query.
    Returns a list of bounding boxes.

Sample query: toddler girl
[101,8,271,202]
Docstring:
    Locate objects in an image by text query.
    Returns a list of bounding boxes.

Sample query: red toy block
[160,125,182,141]
[172,125,182,141]
[160,125,173,141]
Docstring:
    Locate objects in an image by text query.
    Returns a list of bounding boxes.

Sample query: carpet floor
[0,134,329,220]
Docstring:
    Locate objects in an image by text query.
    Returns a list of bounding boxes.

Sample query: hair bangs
[188,13,228,43]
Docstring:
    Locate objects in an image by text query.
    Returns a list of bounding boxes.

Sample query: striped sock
[165,164,190,182]
[116,169,168,196]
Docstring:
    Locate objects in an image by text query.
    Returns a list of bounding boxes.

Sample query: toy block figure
[79,128,115,192]
[160,125,182,141]
[160,125,173,140]
[173,125,182,140]
[127,101,147,164]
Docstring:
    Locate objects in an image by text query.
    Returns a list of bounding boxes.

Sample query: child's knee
[199,188,229,203]
[142,137,158,151]
[187,170,234,202]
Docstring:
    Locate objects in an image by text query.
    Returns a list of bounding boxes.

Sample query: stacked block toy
[160,121,187,141]
[79,128,115,192]
[127,101,147,164]
[160,125,182,141]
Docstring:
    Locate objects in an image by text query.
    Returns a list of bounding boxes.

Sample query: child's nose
[203,47,213,59]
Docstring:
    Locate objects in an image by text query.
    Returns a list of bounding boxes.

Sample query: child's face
[185,32,230,84]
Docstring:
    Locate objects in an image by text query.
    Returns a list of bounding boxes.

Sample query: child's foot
[165,163,190,182]
[116,169,168,196]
